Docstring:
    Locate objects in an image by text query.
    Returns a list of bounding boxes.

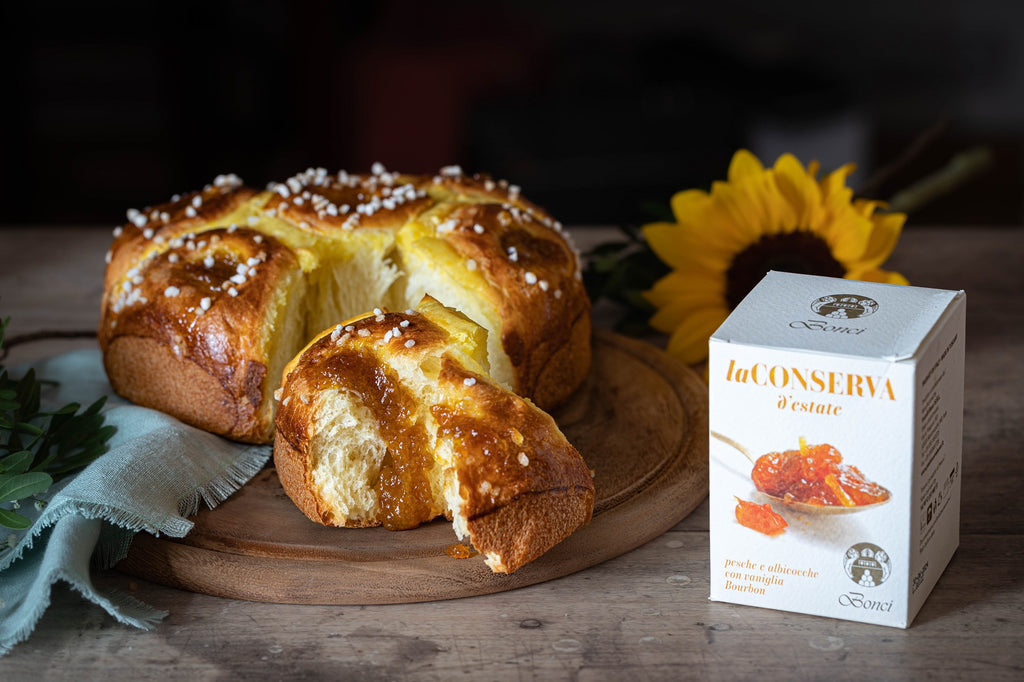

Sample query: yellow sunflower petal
[859,211,907,269]
[727,149,765,182]
[641,222,688,271]
[756,171,798,233]
[820,163,856,201]
[648,302,687,333]
[852,197,883,219]
[664,306,730,365]
[822,211,874,265]
[643,219,743,272]
[708,180,770,243]
[647,288,725,331]
[667,188,757,253]
[649,297,708,333]
[669,189,709,226]
[772,154,822,231]
[723,172,788,236]
[845,267,909,286]
[644,269,724,309]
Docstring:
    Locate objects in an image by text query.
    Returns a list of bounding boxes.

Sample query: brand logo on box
[843,543,891,587]
[811,294,879,319]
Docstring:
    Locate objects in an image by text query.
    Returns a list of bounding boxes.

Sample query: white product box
[708,271,965,628]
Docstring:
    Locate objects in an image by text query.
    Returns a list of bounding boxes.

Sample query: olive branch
[0,317,116,534]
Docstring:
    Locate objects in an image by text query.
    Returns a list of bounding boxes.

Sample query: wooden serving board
[116,329,709,604]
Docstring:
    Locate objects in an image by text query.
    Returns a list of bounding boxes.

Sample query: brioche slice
[273,296,594,573]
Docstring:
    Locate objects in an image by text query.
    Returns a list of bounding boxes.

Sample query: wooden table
[1,225,1022,680]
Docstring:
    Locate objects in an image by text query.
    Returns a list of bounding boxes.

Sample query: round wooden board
[116,329,709,604]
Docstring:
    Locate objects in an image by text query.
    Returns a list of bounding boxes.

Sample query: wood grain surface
[114,329,709,604]
[2,225,1023,681]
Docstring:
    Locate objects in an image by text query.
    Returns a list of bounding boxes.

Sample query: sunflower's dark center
[725,232,845,309]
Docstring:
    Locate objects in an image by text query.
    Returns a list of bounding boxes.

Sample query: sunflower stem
[887,146,994,214]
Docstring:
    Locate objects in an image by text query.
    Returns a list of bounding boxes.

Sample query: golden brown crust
[105,178,259,293]
[466,487,595,574]
[101,166,590,444]
[272,301,594,571]
[264,167,434,234]
[103,335,262,440]
[430,201,590,406]
[433,357,592,518]
[100,226,302,442]
[530,306,592,409]
[425,165,551,217]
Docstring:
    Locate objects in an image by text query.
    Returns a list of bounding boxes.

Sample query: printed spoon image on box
[711,431,891,515]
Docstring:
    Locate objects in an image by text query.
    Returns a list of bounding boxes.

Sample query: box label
[708,271,964,628]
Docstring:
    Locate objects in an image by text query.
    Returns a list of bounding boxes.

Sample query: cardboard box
[708,271,965,627]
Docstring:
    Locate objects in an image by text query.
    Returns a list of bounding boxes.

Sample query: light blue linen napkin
[0,348,272,655]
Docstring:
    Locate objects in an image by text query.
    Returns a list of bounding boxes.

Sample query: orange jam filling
[751,438,890,507]
[734,497,788,536]
[309,345,439,530]
[444,543,478,559]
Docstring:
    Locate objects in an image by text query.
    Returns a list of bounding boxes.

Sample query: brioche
[99,166,591,443]
[273,296,595,573]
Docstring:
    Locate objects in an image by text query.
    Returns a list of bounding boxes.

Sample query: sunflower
[642,149,907,366]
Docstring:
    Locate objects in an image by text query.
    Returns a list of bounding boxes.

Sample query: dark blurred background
[2,0,1022,228]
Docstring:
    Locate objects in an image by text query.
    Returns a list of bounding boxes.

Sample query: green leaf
[47,453,103,477]
[1,316,115,502]
[45,403,81,417]
[94,425,117,444]
[0,472,53,503]
[15,369,41,417]
[83,396,108,416]
[13,421,45,436]
[0,450,33,474]
[0,507,31,530]
[29,448,59,473]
